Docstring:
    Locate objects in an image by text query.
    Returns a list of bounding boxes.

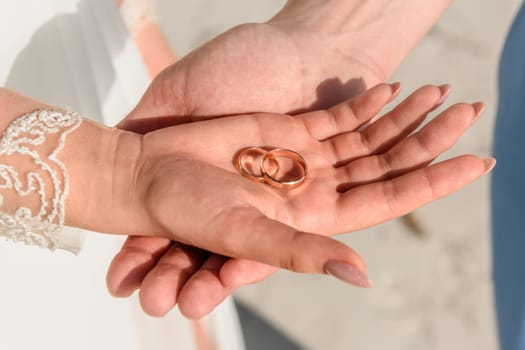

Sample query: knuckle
[279,230,310,272]
[381,180,398,214]
[378,153,392,174]
[359,132,372,154]
[421,168,437,200]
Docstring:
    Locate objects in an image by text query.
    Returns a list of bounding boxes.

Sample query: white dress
[0,1,244,349]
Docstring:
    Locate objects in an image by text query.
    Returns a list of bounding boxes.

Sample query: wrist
[63,121,150,235]
[0,88,146,236]
[270,0,356,33]
[269,0,452,82]
[271,0,451,33]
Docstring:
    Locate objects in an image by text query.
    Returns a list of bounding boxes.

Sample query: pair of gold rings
[235,147,307,189]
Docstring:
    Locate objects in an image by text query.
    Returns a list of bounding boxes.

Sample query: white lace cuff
[0,110,82,253]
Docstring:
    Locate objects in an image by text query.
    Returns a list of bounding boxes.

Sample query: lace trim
[0,110,82,251]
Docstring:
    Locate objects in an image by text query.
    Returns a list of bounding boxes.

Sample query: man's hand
[118,0,452,132]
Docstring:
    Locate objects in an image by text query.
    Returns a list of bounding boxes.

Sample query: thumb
[206,207,371,288]
[117,64,195,133]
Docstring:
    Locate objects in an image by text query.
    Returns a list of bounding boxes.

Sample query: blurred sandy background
[153,1,522,349]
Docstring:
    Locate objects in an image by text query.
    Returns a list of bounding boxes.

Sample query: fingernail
[435,84,451,106]
[483,157,496,174]
[324,260,372,288]
[388,82,402,102]
[472,102,485,120]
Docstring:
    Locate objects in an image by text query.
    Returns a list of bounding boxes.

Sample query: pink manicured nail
[388,82,402,102]
[483,157,497,174]
[324,260,372,288]
[435,84,451,106]
[472,102,485,120]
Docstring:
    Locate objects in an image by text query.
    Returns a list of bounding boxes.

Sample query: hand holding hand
[108,84,492,317]
[108,0,460,318]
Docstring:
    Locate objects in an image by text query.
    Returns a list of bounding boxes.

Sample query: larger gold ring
[261,148,307,189]
[236,147,278,183]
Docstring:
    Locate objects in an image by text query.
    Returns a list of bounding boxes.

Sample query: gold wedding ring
[262,149,307,189]
[236,147,278,183]
[236,147,307,189]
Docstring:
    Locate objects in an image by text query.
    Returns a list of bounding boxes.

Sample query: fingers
[335,155,495,232]
[177,255,233,319]
[220,258,277,287]
[204,207,370,286]
[336,102,483,189]
[151,257,275,319]
[106,236,173,297]
[138,244,209,317]
[174,259,276,319]
[323,84,450,165]
[130,248,271,319]
[298,83,401,140]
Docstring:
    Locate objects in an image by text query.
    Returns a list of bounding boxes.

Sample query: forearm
[0,88,146,238]
[270,0,453,80]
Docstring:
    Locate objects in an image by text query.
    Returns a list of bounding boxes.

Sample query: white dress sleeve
[0,2,245,350]
[0,109,82,254]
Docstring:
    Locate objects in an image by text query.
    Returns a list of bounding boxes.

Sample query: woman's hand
[108,84,492,318]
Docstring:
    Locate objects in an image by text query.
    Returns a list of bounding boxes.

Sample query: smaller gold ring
[236,147,278,183]
[261,148,307,189]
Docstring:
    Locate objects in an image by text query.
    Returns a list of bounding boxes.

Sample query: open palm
[111,2,453,318]
[111,84,490,317]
